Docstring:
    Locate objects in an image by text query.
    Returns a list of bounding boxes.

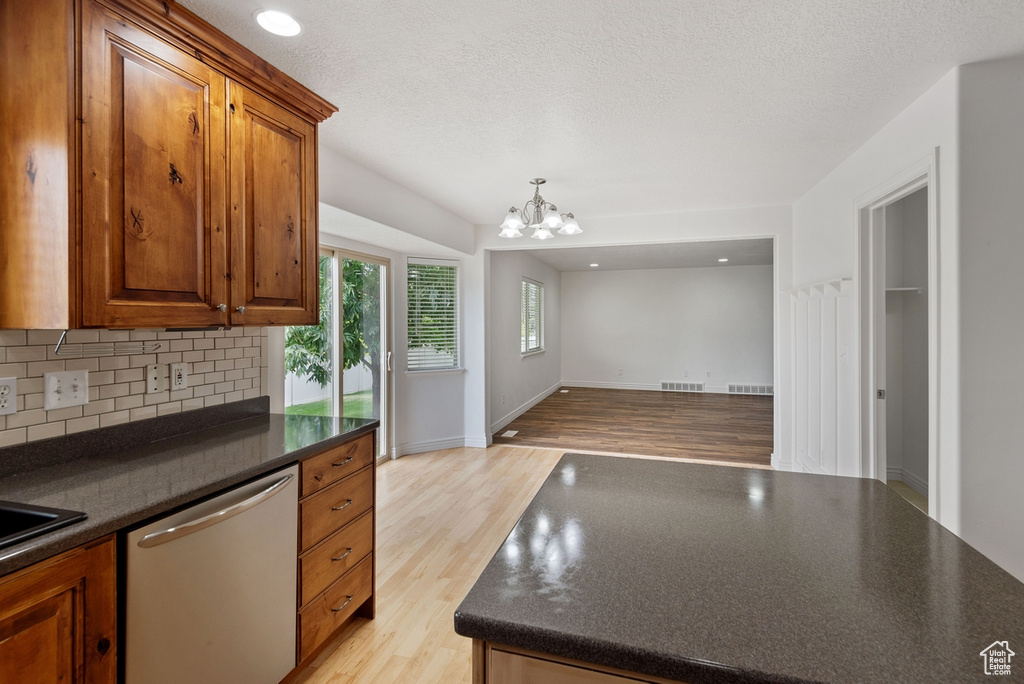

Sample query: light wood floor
[886,480,928,513]
[492,387,774,466]
[293,445,762,683]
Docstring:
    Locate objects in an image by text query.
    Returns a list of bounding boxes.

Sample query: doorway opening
[857,151,939,517]
[284,249,392,461]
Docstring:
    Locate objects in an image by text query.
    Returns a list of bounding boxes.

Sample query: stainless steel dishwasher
[125,465,298,684]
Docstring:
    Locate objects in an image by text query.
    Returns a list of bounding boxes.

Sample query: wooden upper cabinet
[81,0,228,328]
[0,0,336,329]
[229,85,318,326]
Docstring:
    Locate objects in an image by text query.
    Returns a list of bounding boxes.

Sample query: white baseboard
[770,452,792,471]
[490,382,561,434]
[886,467,929,496]
[392,435,491,458]
[560,381,731,394]
[394,437,467,458]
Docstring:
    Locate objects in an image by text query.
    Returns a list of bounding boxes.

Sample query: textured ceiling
[526,239,774,272]
[180,0,1024,226]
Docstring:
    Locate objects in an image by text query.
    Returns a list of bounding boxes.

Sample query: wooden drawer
[299,510,373,607]
[301,432,374,497]
[300,466,373,551]
[298,556,372,661]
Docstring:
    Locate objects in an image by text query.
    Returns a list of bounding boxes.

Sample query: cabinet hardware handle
[332,457,353,467]
[331,595,353,612]
[235,306,246,314]
[137,473,294,548]
[332,548,352,561]
[332,499,353,511]
[216,304,227,312]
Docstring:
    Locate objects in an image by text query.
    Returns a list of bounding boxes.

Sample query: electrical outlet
[617,368,623,376]
[146,364,164,394]
[706,370,712,379]
[170,363,188,390]
[683,370,688,378]
[43,370,89,411]
[0,377,16,416]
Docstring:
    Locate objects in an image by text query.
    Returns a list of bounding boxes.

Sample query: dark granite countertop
[0,398,377,576]
[454,453,1024,683]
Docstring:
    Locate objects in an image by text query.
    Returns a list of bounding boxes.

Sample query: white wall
[319,147,475,255]
[791,67,961,530]
[792,59,1024,584]
[560,266,773,392]
[488,251,562,433]
[957,55,1024,582]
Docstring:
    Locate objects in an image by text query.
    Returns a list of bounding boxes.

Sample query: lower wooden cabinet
[479,642,687,684]
[0,536,116,684]
[295,431,376,667]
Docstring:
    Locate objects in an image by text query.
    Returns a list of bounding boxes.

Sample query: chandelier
[498,178,581,240]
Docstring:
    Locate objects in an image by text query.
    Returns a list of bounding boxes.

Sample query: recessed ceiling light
[718,258,729,262]
[590,263,599,267]
[255,9,301,36]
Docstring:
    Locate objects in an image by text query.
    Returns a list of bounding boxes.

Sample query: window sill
[521,349,545,358]
[405,367,466,375]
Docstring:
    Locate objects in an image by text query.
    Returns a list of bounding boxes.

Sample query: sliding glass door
[285,249,390,459]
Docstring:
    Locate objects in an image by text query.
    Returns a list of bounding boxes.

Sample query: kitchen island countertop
[0,398,377,575]
[455,453,1024,683]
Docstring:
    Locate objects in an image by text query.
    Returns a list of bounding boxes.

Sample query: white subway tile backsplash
[100,384,130,400]
[99,356,130,371]
[0,326,269,448]
[0,330,28,346]
[0,427,27,447]
[130,406,158,421]
[28,423,64,441]
[100,411,131,428]
[66,416,100,434]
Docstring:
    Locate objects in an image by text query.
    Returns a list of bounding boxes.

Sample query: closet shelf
[885,287,922,295]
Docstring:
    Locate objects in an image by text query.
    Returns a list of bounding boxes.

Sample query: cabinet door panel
[230,83,318,326]
[0,537,115,684]
[0,590,76,683]
[81,0,228,328]
[121,53,204,294]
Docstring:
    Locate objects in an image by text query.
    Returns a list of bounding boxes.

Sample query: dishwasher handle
[136,473,294,549]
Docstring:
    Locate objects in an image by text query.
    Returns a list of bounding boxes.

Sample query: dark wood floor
[491,387,774,466]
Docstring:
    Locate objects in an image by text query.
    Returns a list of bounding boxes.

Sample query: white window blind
[407,258,459,370]
[521,279,544,353]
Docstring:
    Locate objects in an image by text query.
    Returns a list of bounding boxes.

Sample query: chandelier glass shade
[498,179,581,240]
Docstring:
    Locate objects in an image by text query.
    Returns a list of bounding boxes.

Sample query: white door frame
[855,148,940,518]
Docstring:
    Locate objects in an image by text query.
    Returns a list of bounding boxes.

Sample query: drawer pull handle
[332,499,353,511]
[332,547,353,561]
[332,457,354,467]
[331,595,353,612]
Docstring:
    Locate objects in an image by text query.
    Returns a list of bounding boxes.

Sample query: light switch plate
[43,370,89,411]
[0,377,16,415]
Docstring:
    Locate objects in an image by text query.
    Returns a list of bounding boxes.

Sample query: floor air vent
[661,381,704,392]
[728,384,774,395]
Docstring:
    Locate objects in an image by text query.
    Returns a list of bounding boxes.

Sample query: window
[521,278,544,353]
[407,258,459,370]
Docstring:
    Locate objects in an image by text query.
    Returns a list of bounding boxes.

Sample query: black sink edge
[0,500,88,551]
